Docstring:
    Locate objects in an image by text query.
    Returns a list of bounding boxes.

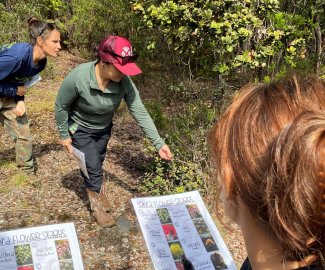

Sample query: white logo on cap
[121,46,132,57]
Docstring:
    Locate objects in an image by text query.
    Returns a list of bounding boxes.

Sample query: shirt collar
[89,61,120,94]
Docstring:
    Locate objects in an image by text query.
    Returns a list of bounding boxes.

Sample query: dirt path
[0,51,246,269]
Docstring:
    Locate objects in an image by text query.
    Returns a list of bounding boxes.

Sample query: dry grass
[25,88,57,114]
[0,169,37,194]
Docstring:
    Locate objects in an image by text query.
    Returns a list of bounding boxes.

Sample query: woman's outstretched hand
[159,144,173,160]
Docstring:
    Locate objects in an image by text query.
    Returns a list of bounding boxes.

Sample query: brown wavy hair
[209,73,325,265]
[27,16,58,44]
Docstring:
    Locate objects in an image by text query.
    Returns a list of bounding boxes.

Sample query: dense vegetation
[1,0,324,195]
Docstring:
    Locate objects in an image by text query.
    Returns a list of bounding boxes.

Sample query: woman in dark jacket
[0,17,61,174]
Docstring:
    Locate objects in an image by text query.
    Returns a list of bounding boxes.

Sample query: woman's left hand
[15,101,26,116]
[159,144,173,160]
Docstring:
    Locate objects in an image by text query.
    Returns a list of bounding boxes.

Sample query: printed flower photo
[162,224,178,241]
[168,242,184,260]
[14,244,33,266]
[17,266,34,270]
[59,260,74,270]
[210,251,228,269]
[193,218,210,235]
[175,260,185,270]
[186,204,202,219]
[201,235,219,252]
[156,208,172,224]
[55,239,72,260]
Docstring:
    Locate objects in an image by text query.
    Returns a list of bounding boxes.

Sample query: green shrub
[139,94,217,196]
[139,155,206,196]
[144,100,170,131]
[0,2,42,44]
[132,0,323,80]
[168,102,216,163]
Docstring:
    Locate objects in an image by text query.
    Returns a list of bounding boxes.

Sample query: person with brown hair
[209,73,325,270]
[0,17,61,174]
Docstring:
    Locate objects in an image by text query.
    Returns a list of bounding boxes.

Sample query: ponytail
[27,16,58,44]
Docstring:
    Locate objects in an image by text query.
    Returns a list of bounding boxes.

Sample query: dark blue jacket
[0,43,46,100]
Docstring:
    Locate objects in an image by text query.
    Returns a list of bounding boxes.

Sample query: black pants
[71,124,112,193]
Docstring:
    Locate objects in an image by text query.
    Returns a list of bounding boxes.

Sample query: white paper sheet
[131,191,237,270]
[24,74,42,88]
[71,146,90,179]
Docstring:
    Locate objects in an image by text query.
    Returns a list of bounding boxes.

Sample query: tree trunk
[314,13,322,75]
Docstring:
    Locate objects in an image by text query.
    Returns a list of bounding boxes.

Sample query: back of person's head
[27,16,58,44]
[209,73,325,264]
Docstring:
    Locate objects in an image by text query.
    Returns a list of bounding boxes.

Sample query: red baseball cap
[98,36,142,76]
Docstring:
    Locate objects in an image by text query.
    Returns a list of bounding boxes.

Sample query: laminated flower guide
[0,223,83,270]
[131,191,237,270]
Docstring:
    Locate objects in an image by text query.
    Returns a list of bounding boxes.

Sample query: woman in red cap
[55,35,172,227]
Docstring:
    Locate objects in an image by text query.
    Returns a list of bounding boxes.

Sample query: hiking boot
[99,183,113,212]
[86,189,116,228]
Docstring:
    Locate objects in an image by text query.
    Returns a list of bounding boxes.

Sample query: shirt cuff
[153,138,165,151]
[15,95,25,102]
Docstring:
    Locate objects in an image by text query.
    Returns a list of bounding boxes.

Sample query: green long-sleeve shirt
[55,61,165,150]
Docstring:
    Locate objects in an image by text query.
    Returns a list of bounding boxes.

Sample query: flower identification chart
[0,223,84,270]
[131,191,237,270]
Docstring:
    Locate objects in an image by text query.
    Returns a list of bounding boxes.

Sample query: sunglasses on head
[39,25,47,36]
[103,50,139,65]
[31,23,53,39]
[30,25,47,39]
